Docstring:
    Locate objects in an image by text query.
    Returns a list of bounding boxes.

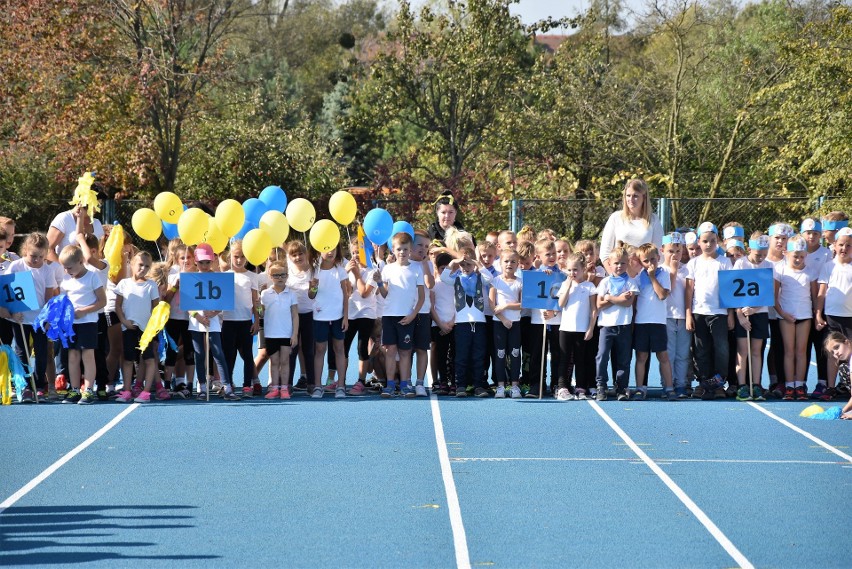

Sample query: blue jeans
[455,322,486,390]
[191,331,232,388]
[595,325,633,391]
[666,318,692,391]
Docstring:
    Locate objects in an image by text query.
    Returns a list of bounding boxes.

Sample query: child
[490,250,523,398]
[685,222,734,400]
[801,218,832,397]
[341,236,378,395]
[189,243,238,400]
[410,231,436,396]
[376,232,425,397]
[163,243,196,398]
[440,247,492,397]
[58,245,107,404]
[222,241,260,397]
[554,239,572,269]
[575,240,604,286]
[815,227,852,400]
[684,232,700,261]
[260,261,299,399]
[822,211,849,252]
[430,253,456,395]
[595,247,638,400]
[528,238,561,398]
[497,230,517,252]
[774,234,817,400]
[662,232,691,398]
[7,233,57,401]
[556,252,597,400]
[308,241,350,399]
[634,243,676,400]
[114,252,163,402]
[284,241,315,392]
[766,222,794,396]
[823,332,852,418]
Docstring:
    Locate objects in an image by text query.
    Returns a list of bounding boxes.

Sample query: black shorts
[734,312,769,340]
[381,315,414,350]
[123,327,155,361]
[69,322,98,350]
[633,323,668,353]
[265,337,291,356]
[413,313,431,351]
[105,310,120,328]
[826,315,852,339]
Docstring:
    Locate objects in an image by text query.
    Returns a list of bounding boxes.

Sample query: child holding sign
[774,234,817,400]
[222,241,260,397]
[528,239,562,398]
[261,261,299,399]
[731,234,773,401]
[815,227,852,400]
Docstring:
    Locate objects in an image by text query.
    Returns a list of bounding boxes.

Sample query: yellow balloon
[243,228,273,266]
[309,219,340,253]
[131,208,162,242]
[260,210,290,246]
[153,192,183,223]
[285,198,316,233]
[178,207,209,246]
[204,217,229,254]
[328,190,357,226]
[215,199,245,238]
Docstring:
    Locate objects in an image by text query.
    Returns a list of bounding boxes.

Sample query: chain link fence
[662,197,814,235]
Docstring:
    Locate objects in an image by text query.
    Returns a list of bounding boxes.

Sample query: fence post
[103,198,117,225]
[658,197,670,233]
[517,200,524,230]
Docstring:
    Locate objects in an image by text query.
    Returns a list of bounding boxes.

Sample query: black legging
[165,318,194,366]
[329,317,374,371]
[288,312,316,385]
[222,319,255,387]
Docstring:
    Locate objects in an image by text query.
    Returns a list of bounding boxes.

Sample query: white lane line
[588,401,754,569]
[430,395,471,569]
[746,402,852,463]
[452,457,843,465]
[0,404,139,514]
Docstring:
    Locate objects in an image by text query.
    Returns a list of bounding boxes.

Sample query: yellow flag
[68,171,101,219]
[104,224,126,280]
[139,302,171,353]
[0,351,11,406]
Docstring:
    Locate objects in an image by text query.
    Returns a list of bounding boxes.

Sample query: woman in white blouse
[599,178,663,274]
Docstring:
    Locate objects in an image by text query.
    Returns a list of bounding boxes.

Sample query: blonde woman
[599,179,663,274]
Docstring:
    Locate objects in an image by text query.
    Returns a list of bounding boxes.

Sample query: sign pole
[18,322,38,403]
[205,330,210,402]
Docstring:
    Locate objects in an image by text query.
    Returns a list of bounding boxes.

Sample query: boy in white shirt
[375,233,424,398]
[663,232,691,398]
[685,222,734,400]
[595,247,639,401]
[411,231,435,396]
[633,243,675,400]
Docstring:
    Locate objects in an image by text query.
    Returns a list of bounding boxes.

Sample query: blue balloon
[234,219,257,240]
[243,198,268,226]
[162,220,179,240]
[363,208,393,245]
[392,220,415,240]
[259,185,287,212]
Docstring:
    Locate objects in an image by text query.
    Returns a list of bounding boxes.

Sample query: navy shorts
[381,315,414,350]
[314,318,345,343]
[265,337,291,356]
[734,312,769,340]
[69,322,98,350]
[633,323,668,353]
[122,327,155,361]
[413,313,431,350]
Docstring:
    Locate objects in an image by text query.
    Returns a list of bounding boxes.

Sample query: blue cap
[800,218,821,233]
[722,226,745,240]
[822,220,849,231]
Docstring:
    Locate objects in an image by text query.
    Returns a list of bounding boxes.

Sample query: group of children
[1,207,851,409]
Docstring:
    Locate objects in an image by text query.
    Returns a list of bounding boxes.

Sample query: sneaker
[222,389,241,401]
[524,390,538,398]
[691,384,706,399]
[401,384,416,399]
[556,388,573,401]
[95,389,109,401]
[311,386,324,399]
[62,390,81,404]
[55,374,68,395]
[819,387,837,401]
[265,387,280,399]
[20,388,34,403]
[631,389,646,401]
[811,383,826,399]
[736,385,752,401]
[474,387,490,398]
[596,389,607,401]
[433,383,449,396]
[210,380,223,395]
[115,390,133,403]
[252,382,263,397]
[510,386,522,399]
[196,389,209,401]
[752,384,766,401]
[665,389,678,401]
[381,386,396,398]
[415,385,428,397]
[335,387,347,399]
[294,376,308,391]
[155,388,171,401]
[456,389,468,398]
[725,383,738,398]
[495,386,506,399]
[324,381,337,393]
[242,386,254,398]
[171,384,188,399]
[520,384,531,397]
[347,381,368,396]
[782,386,795,401]
[575,389,588,401]
[134,391,152,403]
[769,383,785,399]
[616,390,629,401]
[78,389,96,405]
[131,381,143,399]
[280,386,291,400]
[795,385,809,401]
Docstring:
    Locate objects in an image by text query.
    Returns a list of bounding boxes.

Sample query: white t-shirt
[115,278,159,329]
[348,267,378,319]
[732,258,774,314]
[774,263,816,319]
[223,271,258,322]
[599,211,663,262]
[285,266,314,314]
[312,264,347,322]
[686,255,732,316]
[61,269,103,324]
[804,245,832,281]
[819,260,852,317]
[596,276,639,326]
[167,272,188,321]
[635,268,672,325]
[431,280,455,326]
[50,210,104,254]
[491,275,523,323]
[665,263,689,320]
[558,280,596,332]
[260,287,298,338]
[381,262,424,317]
[414,261,433,315]
[5,260,57,323]
[86,262,110,314]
